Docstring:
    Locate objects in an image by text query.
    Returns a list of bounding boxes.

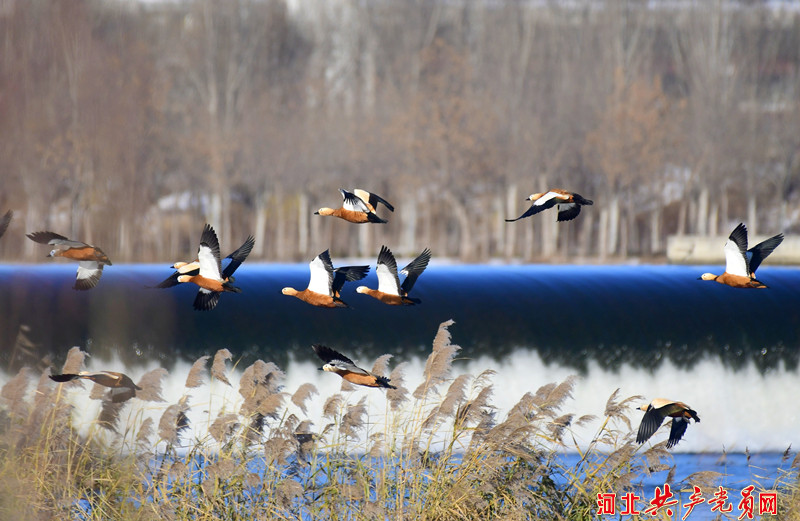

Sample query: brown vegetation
[0,1,798,263]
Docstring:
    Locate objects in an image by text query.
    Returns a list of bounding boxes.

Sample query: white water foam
[5,349,796,454]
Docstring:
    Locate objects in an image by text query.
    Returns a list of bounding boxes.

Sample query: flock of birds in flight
[1,185,788,449]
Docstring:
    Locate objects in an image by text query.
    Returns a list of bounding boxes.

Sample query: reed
[0,320,796,520]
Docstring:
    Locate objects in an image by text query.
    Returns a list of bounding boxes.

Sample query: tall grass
[0,320,797,520]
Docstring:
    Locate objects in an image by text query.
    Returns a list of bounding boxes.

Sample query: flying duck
[698,223,784,289]
[174,224,243,310]
[50,370,141,403]
[636,398,700,449]
[314,188,394,224]
[312,344,396,389]
[356,246,431,305]
[26,231,112,290]
[282,250,369,307]
[155,234,255,289]
[0,210,12,239]
[506,189,593,222]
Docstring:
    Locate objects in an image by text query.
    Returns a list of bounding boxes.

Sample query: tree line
[1,0,798,263]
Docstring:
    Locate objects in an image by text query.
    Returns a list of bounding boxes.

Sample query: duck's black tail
[376,375,397,389]
[366,212,388,224]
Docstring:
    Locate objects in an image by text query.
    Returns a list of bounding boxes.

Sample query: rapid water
[1,263,799,454]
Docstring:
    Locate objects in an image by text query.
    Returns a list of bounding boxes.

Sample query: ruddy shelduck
[506,189,593,222]
[0,210,12,239]
[698,223,784,289]
[315,188,394,224]
[636,398,700,449]
[282,250,369,307]
[156,234,255,289]
[50,370,141,403]
[175,224,243,310]
[26,231,112,290]
[357,245,432,305]
[312,344,396,389]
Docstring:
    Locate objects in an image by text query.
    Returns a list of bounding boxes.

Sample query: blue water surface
[1,263,799,373]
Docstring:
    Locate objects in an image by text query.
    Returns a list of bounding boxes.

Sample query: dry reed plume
[0,322,796,520]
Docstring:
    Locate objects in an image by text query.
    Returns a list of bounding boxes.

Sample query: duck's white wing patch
[197,244,222,280]
[75,261,103,290]
[533,191,564,206]
[308,254,333,295]
[723,237,749,277]
[341,190,370,213]
[375,262,401,295]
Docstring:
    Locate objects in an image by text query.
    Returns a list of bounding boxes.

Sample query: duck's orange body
[339,371,391,388]
[356,288,413,306]
[281,288,345,308]
[177,274,240,294]
[710,272,767,289]
[316,207,374,224]
[53,245,110,263]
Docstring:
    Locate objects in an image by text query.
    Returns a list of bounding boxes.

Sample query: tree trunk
[708,201,719,236]
[523,221,534,262]
[599,207,609,260]
[275,191,286,260]
[444,192,472,261]
[747,193,757,235]
[697,186,709,235]
[543,211,558,258]
[649,208,661,255]
[720,190,729,228]
[492,194,504,259]
[118,220,129,261]
[578,211,593,258]
[358,222,371,258]
[607,196,620,256]
[504,184,518,259]
[254,191,269,257]
[677,202,687,236]
[298,192,309,258]
[402,196,418,254]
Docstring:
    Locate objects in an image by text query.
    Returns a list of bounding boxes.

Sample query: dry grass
[0,321,796,520]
